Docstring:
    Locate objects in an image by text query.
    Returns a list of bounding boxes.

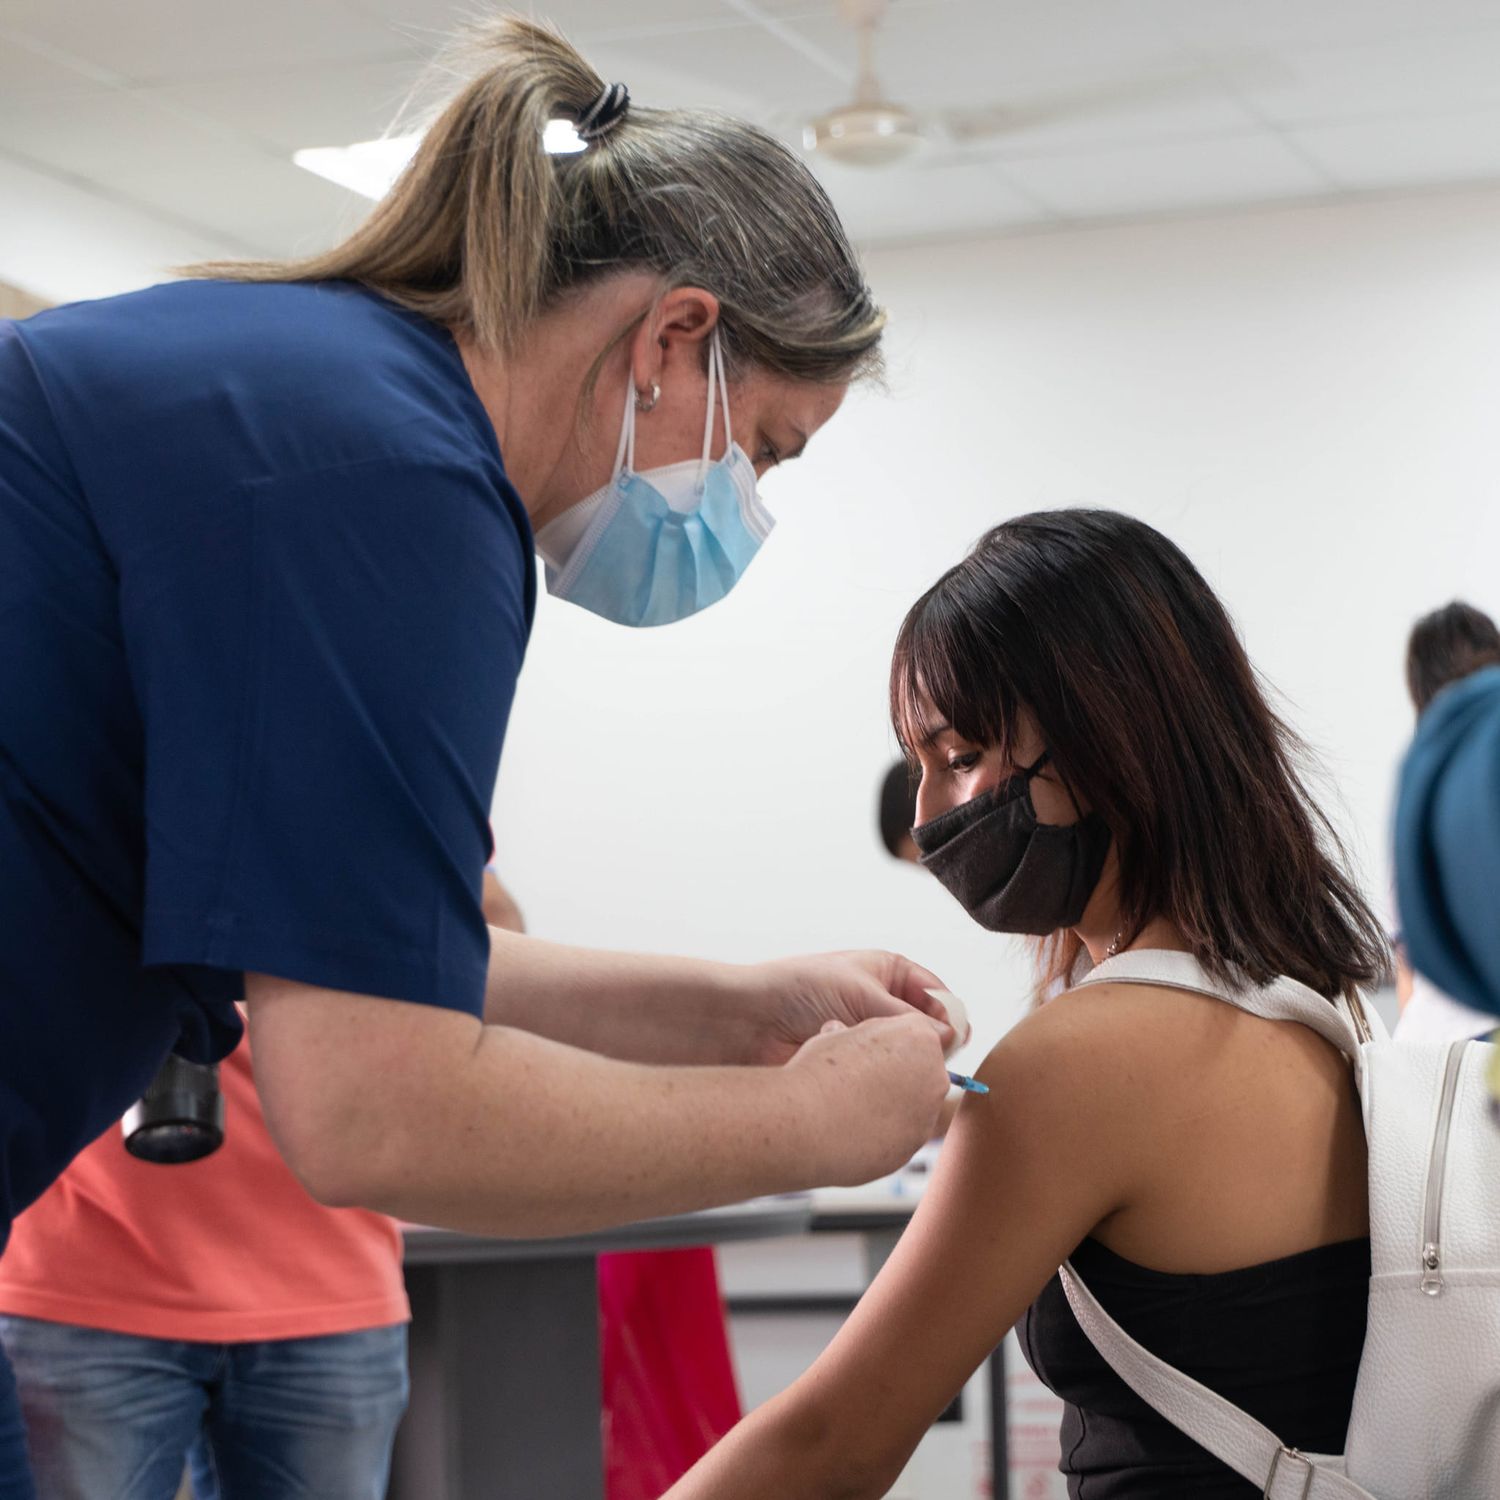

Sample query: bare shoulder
[968,980,1303,1152]
[979,980,1232,1088]
[957,984,1190,1167]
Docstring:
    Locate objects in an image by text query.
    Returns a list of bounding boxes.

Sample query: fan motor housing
[805,102,924,166]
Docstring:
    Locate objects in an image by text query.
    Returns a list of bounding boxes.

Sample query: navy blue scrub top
[0,279,535,1247]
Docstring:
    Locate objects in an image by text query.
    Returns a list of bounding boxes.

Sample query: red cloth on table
[599,1247,742,1500]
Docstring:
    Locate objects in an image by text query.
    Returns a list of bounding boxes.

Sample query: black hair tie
[575,82,630,142]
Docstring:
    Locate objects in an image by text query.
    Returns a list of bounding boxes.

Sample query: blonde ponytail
[191,14,883,379]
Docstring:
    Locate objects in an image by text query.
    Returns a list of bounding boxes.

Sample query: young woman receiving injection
[668,508,1385,1500]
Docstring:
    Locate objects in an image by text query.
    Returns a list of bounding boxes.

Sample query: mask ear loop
[696,328,731,489]
[616,370,637,478]
[716,330,733,452]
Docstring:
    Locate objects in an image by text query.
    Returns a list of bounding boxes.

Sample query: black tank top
[1019,1234,1370,1498]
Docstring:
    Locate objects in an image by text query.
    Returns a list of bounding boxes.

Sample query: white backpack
[1058,950,1500,1499]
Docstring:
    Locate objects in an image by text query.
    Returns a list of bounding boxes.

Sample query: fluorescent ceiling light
[293,133,420,200]
[293,120,587,201]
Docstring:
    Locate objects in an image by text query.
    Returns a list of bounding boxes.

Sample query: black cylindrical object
[122,1055,225,1163]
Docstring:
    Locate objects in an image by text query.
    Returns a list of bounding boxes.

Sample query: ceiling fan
[792,0,1244,170]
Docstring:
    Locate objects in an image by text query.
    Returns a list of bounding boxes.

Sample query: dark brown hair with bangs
[890,508,1388,1003]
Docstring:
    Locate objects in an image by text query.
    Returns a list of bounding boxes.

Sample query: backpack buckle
[1264,1446,1315,1499]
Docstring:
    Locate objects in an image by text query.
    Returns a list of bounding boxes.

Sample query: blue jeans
[0,1318,407,1500]
[0,1339,36,1500]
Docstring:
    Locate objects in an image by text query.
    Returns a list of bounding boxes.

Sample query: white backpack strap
[1075,950,1372,1061]
[1059,1261,1377,1499]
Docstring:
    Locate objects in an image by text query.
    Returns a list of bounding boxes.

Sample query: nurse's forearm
[482,928,763,1065]
[249,978,826,1237]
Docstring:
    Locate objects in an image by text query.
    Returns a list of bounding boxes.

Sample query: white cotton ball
[925,988,970,1059]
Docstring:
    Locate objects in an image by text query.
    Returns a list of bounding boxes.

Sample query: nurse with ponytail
[0,18,954,1490]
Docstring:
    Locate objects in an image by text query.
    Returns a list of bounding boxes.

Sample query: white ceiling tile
[144,61,428,155]
[996,131,1328,219]
[0,90,232,184]
[821,158,1052,244]
[338,0,762,41]
[558,0,787,37]
[0,0,412,87]
[784,0,1189,104]
[0,86,366,256]
[1156,0,1500,50]
[1233,26,1500,126]
[497,1,861,42]
[0,33,114,97]
[580,24,842,114]
[9,0,1500,259]
[930,70,1257,157]
[116,144,365,258]
[329,0,478,24]
[336,0,845,30]
[1290,108,1500,190]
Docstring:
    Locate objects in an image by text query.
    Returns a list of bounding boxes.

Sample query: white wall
[494,185,1500,1059]
[12,159,1493,1053]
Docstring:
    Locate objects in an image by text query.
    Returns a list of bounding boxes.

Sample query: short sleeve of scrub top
[9,279,534,1026]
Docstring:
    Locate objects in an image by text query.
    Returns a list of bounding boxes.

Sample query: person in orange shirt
[0,878,516,1500]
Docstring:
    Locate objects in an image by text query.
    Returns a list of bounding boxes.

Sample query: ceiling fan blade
[937,51,1280,144]
[937,103,1013,143]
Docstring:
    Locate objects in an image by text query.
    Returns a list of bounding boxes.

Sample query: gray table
[390,1200,812,1500]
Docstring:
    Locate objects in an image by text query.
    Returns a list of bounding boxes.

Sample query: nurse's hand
[783,1013,951,1185]
[745,950,957,1066]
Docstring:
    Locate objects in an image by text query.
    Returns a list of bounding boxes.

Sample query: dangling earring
[635,382,660,414]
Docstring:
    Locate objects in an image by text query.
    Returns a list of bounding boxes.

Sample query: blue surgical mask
[535,330,774,627]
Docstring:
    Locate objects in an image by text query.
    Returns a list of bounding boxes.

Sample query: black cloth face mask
[911,750,1112,935]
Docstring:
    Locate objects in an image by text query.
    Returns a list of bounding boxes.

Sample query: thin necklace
[1104,928,1126,959]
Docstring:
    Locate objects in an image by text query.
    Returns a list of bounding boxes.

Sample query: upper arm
[483,869,526,933]
[786,998,1146,1488]
[245,970,484,1204]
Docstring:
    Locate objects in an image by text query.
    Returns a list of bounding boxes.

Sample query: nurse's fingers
[835,950,956,1041]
